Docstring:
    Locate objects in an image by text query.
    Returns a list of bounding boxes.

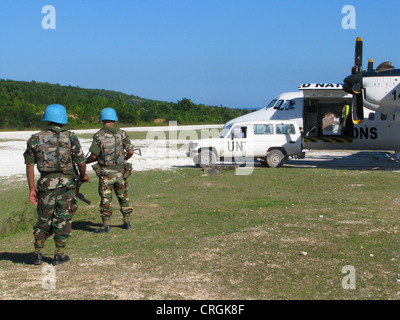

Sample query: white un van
[187,120,304,168]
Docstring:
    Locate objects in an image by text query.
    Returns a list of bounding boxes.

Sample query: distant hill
[0,79,253,129]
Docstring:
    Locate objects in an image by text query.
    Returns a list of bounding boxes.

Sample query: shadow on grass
[0,252,53,265]
[72,220,102,232]
[72,220,129,232]
[0,220,132,265]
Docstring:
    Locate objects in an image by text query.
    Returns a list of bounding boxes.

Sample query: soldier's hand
[29,190,38,206]
[81,173,89,182]
[125,149,134,160]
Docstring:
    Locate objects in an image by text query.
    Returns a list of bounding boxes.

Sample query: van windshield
[220,123,233,138]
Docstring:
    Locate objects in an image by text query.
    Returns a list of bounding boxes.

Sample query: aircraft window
[368,113,375,120]
[284,100,295,110]
[266,99,277,109]
[254,124,274,135]
[380,113,387,121]
[276,124,296,135]
[273,100,284,110]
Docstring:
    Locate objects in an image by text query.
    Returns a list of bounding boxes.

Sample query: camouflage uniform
[89,126,134,224]
[24,125,86,250]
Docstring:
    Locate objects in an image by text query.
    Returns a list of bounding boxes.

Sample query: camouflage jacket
[24,125,86,190]
[89,126,134,167]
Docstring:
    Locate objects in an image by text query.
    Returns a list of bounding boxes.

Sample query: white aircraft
[226,37,400,159]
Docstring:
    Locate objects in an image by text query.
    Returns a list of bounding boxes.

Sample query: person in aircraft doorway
[341,104,351,137]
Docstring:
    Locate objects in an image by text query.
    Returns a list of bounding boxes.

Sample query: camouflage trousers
[98,170,133,218]
[34,186,78,248]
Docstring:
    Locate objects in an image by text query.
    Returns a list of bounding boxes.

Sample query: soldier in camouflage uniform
[24,104,89,266]
[86,108,134,233]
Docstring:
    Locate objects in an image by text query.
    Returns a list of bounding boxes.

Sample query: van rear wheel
[266,150,285,168]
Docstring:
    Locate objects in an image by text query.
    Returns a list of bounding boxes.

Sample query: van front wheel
[266,150,285,168]
[199,149,216,167]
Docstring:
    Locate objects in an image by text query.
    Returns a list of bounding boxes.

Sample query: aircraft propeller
[343,37,365,124]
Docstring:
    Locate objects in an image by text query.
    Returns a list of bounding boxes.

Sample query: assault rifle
[133,148,142,156]
[72,159,91,204]
[73,176,91,205]
[125,148,142,160]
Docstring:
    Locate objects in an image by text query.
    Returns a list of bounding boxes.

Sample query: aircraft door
[304,100,318,137]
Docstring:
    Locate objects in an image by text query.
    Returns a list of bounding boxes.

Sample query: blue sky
[0,0,399,109]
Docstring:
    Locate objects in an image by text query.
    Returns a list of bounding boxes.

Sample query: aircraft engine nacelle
[363,75,400,107]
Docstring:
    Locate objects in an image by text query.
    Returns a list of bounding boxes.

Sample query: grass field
[0,166,399,300]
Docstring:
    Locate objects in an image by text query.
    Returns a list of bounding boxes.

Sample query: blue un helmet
[99,108,118,122]
[42,104,68,125]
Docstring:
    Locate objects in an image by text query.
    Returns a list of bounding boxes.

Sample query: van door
[226,124,249,159]
[275,123,301,154]
[253,123,275,157]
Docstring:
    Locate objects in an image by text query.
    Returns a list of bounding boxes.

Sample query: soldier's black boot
[122,221,132,230]
[52,246,70,266]
[94,224,111,233]
[33,252,43,265]
[122,214,131,230]
[95,217,111,233]
[52,254,70,266]
[33,240,45,265]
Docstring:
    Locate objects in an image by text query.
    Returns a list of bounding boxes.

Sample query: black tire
[266,150,285,168]
[260,159,269,167]
[198,149,216,167]
[192,155,201,167]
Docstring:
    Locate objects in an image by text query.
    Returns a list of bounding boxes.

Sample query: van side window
[232,126,247,138]
[241,127,247,138]
[276,124,296,135]
[254,124,274,135]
